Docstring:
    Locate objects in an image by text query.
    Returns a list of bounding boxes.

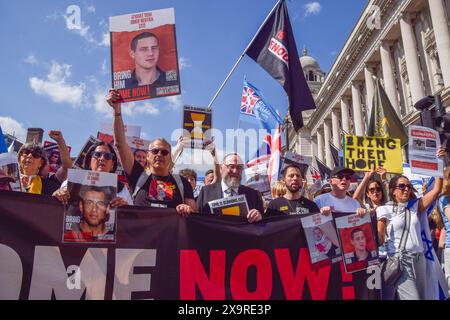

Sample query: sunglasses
[368,187,382,193]
[333,174,352,180]
[395,183,413,191]
[21,149,43,159]
[149,148,170,156]
[92,151,115,161]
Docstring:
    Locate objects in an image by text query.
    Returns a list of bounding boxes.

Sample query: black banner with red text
[0,191,380,300]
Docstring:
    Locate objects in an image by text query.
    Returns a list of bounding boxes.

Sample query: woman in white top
[376,148,445,300]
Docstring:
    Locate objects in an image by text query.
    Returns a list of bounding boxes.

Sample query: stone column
[351,81,365,136]
[428,0,450,87]
[317,128,324,163]
[364,62,376,115]
[399,12,425,104]
[331,108,341,148]
[379,41,400,113]
[340,97,351,135]
[323,119,333,168]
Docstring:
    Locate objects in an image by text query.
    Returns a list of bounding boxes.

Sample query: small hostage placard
[344,135,402,174]
[408,125,444,177]
[182,105,212,149]
[110,8,180,103]
[208,195,249,217]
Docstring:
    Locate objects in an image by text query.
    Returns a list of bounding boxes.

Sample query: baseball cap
[330,166,355,178]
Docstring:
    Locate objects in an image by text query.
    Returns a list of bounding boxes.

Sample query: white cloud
[101,59,108,75]
[29,62,86,106]
[179,57,191,70]
[165,95,183,111]
[0,117,27,141]
[87,5,96,13]
[305,2,322,16]
[24,54,38,65]
[46,11,60,21]
[100,32,110,47]
[93,90,111,116]
[122,101,160,117]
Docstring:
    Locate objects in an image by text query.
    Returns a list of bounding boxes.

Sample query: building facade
[290,0,450,169]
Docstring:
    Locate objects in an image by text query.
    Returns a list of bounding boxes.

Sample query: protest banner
[0,191,381,300]
[63,169,117,244]
[73,136,99,169]
[281,152,311,177]
[208,195,249,217]
[182,105,212,149]
[408,125,444,177]
[343,135,402,173]
[43,141,72,174]
[245,162,271,200]
[110,8,180,103]
[300,213,342,271]
[334,213,379,274]
[99,123,141,138]
[0,152,21,192]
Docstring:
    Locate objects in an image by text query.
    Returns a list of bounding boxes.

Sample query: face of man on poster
[79,189,110,236]
[130,33,161,86]
[350,229,369,260]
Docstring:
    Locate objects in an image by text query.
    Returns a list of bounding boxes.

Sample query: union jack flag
[240,81,261,117]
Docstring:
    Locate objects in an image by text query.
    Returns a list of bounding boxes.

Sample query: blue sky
[0,0,367,174]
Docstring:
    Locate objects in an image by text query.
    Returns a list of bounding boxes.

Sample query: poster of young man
[43,141,72,174]
[110,8,180,103]
[335,213,379,273]
[300,213,342,270]
[182,105,213,149]
[0,152,21,192]
[63,169,117,244]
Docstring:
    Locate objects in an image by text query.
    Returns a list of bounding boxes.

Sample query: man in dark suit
[196,153,263,223]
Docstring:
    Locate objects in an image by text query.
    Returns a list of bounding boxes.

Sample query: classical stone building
[289,0,450,169]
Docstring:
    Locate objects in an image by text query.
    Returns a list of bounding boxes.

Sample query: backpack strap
[172,174,184,203]
[132,171,150,200]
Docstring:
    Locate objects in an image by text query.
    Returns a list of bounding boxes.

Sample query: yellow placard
[343,135,403,174]
[221,206,240,216]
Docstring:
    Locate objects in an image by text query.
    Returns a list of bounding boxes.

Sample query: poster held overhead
[182,106,212,149]
[110,8,180,103]
[408,125,444,177]
[343,135,403,174]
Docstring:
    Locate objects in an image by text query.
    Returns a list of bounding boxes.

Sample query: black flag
[315,157,331,180]
[246,0,316,131]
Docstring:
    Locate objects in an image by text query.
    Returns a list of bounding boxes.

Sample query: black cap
[330,166,355,178]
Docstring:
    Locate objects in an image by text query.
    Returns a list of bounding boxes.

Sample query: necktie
[225,188,235,197]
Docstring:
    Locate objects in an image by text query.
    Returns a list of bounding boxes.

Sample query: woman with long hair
[376,148,446,300]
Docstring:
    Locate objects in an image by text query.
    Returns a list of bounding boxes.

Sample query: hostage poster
[63,169,117,244]
[110,8,181,103]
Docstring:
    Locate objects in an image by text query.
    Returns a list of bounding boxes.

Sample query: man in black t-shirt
[107,90,195,215]
[267,164,319,216]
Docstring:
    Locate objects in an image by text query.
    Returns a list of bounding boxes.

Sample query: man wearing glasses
[196,153,264,223]
[107,90,195,216]
[314,166,364,215]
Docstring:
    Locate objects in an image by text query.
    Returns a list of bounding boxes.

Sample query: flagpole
[206,0,283,111]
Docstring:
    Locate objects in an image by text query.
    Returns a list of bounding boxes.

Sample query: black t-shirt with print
[267,196,320,216]
[126,160,194,208]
